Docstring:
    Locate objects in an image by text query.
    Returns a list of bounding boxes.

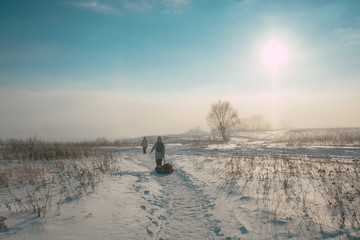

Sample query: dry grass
[275,128,360,146]
[0,138,121,220]
[0,137,119,162]
[199,152,360,238]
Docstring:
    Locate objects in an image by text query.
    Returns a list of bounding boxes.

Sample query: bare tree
[207,100,240,141]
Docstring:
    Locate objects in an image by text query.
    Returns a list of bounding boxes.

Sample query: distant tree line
[234,115,272,131]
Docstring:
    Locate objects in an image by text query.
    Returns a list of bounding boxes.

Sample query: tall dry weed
[0,140,121,218]
[200,151,360,238]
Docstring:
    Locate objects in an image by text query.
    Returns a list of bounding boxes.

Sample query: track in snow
[133,154,225,240]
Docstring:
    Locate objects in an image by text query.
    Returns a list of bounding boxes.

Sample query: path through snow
[123,151,236,240]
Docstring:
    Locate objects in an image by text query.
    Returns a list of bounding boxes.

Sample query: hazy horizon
[1,0,360,140]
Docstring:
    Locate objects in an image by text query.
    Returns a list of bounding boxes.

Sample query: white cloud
[123,0,190,12]
[226,0,255,6]
[124,1,153,12]
[73,1,118,13]
[73,0,190,13]
[163,0,190,8]
[336,28,360,45]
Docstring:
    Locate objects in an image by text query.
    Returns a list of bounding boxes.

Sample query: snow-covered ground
[1,131,360,239]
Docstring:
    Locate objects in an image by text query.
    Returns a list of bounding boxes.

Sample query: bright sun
[262,40,287,72]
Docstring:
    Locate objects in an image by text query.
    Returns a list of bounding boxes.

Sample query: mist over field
[1,89,360,140]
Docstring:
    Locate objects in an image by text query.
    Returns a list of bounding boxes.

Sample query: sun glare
[262,40,287,72]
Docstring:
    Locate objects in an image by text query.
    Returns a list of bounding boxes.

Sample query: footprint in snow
[158,215,166,220]
[133,185,141,192]
[239,224,248,234]
[146,226,154,237]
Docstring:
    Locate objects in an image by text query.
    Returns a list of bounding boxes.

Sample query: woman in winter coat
[150,136,165,167]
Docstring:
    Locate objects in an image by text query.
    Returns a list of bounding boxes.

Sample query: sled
[155,163,174,174]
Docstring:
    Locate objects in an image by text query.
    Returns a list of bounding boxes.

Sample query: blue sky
[1,0,360,139]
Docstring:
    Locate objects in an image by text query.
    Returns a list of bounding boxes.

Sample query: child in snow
[150,136,165,167]
[141,137,148,154]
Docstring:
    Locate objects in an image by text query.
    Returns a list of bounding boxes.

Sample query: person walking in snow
[141,137,148,154]
[150,136,165,167]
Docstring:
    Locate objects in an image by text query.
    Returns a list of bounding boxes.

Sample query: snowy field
[1,129,360,239]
